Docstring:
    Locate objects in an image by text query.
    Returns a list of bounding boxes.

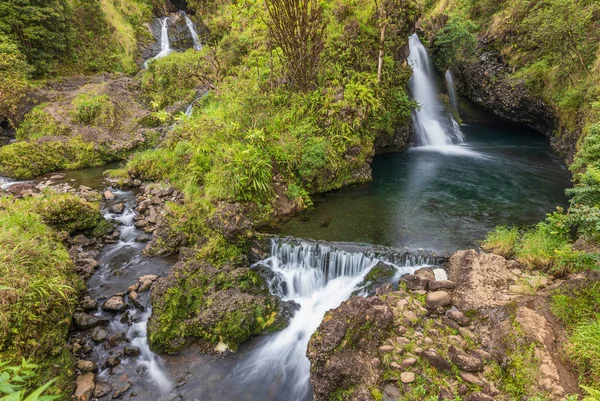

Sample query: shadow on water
[267,122,571,251]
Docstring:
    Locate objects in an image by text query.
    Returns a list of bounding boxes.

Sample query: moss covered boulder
[147,251,288,353]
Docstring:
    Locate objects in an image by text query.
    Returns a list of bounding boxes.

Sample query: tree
[264,0,325,90]
[432,14,478,70]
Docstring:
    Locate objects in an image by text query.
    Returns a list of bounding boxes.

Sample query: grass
[0,193,97,397]
[481,225,518,257]
[70,93,118,128]
[16,105,70,141]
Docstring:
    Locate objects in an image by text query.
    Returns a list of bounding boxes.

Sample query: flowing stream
[145,17,171,68]
[183,12,202,51]
[445,70,458,113]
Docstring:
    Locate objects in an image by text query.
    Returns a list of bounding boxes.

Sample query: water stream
[445,69,459,113]
[144,17,171,68]
[183,12,202,51]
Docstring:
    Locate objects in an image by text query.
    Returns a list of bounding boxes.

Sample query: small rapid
[167,239,442,401]
[408,34,463,147]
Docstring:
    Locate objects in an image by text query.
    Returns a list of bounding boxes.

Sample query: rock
[91,326,110,343]
[459,371,486,387]
[419,349,452,372]
[464,393,495,401]
[379,344,394,352]
[446,309,470,326]
[128,291,145,309]
[307,296,394,401]
[383,384,400,401]
[50,174,65,181]
[390,362,402,370]
[75,372,95,401]
[135,233,152,243]
[79,185,92,191]
[109,203,125,214]
[105,356,120,369]
[414,267,435,281]
[134,219,148,228]
[124,345,141,357]
[402,357,417,367]
[127,283,140,293]
[402,310,418,324]
[7,183,36,197]
[428,280,456,291]
[119,311,132,325]
[112,381,132,399]
[103,190,116,200]
[93,381,113,398]
[102,295,127,312]
[400,371,415,383]
[449,345,483,372]
[401,274,430,290]
[73,313,109,330]
[138,275,159,292]
[76,360,98,373]
[425,291,452,309]
[80,296,98,311]
[106,332,128,347]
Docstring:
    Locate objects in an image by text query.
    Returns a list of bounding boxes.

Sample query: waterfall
[219,238,437,401]
[144,17,171,68]
[408,34,463,146]
[183,13,202,51]
[445,69,459,113]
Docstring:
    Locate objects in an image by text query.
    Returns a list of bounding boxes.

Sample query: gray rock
[459,371,486,386]
[447,309,470,326]
[425,291,452,309]
[383,384,400,401]
[73,313,109,330]
[464,393,495,401]
[449,345,483,372]
[135,233,151,243]
[124,345,141,357]
[102,295,128,312]
[103,190,116,200]
[109,203,125,214]
[420,348,452,372]
[413,267,435,281]
[80,296,98,311]
[76,360,98,373]
[93,381,113,398]
[91,326,110,343]
[112,381,132,399]
[105,356,120,369]
[106,332,128,347]
[428,280,456,291]
[401,274,430,290]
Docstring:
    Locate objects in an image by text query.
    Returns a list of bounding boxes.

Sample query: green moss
[70,93,118,128]
[32,193,101,234]
[0,194,85,398]
[16,105,70,141]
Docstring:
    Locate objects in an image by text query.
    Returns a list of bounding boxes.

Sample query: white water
[408,34,463,147]
[445,70,459,113]
[144,17,171,68]
[226,240,433,401]
[183,13,202,51]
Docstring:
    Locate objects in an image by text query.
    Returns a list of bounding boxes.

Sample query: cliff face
[452,49,577,159]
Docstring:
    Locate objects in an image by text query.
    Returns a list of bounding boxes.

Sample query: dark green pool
[269,122,571,251]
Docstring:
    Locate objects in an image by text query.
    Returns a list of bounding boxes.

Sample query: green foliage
[0,359,60,401]
[33,194,101,234]
[582,386,600,401]
[70,94,118,127]
[566,318,600,385]
[0,195,84,397]
[16,106,70,141]
[482,225,519,258]
[0,136,110,180]
[432,15,478,70]
[0,36,33,125]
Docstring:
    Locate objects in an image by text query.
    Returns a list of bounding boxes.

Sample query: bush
[482,226,519,257]
[0,359,61,401]
[70,94,118,128]
[33,194,101,234]
[16,106,70,141]
[432,15,478,70]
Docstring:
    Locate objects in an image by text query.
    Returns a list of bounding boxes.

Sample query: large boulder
[307,296,393,401]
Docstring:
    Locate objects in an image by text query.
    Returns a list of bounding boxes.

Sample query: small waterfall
[144,17,172,68]
[182,12,202,51]
[408,34,463,146]
[221,238,436,401]
[445,69,459,113]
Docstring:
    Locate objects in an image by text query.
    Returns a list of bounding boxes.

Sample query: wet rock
[307,296,393,401]
[91,326,110,343]
[107,332,128,347]
[112,381,132,399]
[449,345,483,372]
[134,219,148,228]
[105,356,121,369]
[119,311,132,325]
[80,296,98,311]
[76,359,98,373]
[425,291,452,309]
[109,202,125,214]
[428,280,456,291]
[401,274,430,290]
[127,282,140,293]
[414,267,435,281]
[124,345,141,357]
[75,372,95,401]
[73,313,109,330]
[104,190,116,200]
[135,233,152,243]
[400,372,415,383]
[447,309,470,326]
[102,295,128,312]
[420,349,452,372]
[93,381,113,398]
[128,291,145,309]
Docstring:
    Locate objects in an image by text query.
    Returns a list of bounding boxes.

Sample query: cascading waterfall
[214,239,438,401]
[183,12,202,51]
[408,34,463,146]
[445,69,459,113]
[144,17,171,68]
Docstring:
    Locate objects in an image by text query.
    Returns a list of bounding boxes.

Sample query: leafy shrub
[298,136,328,184]
[16,106,70,141]
[70,94,118,128]
[0,36,33,125]
[33,194,101,234]
[432,15,478,70]
[0,359,60,401]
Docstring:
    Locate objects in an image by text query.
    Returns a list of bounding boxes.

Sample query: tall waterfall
[144,17,171,68]
[216,239,436,401]
[445,69,458,113]
[408,34,463,146]
[183,13,202,51]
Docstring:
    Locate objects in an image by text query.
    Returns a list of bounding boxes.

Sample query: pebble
[400,371,415,383]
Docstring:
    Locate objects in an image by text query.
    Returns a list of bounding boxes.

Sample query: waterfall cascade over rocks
[408,34,463,146]
[144,17,171,68]
[183,12,202,51]
[445,69,459,113]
